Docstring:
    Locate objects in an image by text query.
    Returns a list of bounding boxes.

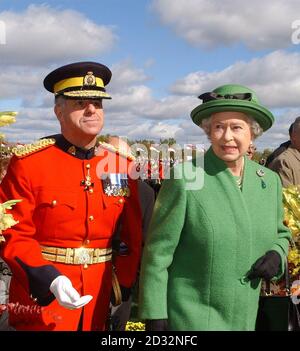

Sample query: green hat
[190,84,274,131]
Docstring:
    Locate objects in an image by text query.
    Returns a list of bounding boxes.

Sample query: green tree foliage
[159,138,177,145]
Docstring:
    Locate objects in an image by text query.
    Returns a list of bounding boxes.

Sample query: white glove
[50,275,93,310]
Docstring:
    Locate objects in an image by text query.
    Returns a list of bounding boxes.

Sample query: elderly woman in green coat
[138,84,291,331]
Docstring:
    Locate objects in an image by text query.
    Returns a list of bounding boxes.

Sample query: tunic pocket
[102,194,126,209]
[101,195,126,234]
[36,190,77,209]
[33,189,77,236]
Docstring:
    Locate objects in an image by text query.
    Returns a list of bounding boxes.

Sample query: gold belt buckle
[73,247,93,266]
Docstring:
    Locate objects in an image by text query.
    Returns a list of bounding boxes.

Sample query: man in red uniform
[0,62,142,331]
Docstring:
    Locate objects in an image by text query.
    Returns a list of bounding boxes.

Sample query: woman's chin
[218,153,242,162]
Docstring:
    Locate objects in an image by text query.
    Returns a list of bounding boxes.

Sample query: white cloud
[170,51,300,108]
[109,61,149,93]
[0,66,48,101]
[151,0,300,50]
[0,107,59,143]
[107,86,197,120]
[102,119,183,141]
[139,95,197,120]
[0,4,117,65]
[1,52,298,151]
[106,60,199,120]
[254,109,297,150]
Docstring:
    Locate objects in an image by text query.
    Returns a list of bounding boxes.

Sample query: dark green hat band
[190,85,274,132]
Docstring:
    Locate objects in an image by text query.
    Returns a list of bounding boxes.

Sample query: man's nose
[85,102,97,113]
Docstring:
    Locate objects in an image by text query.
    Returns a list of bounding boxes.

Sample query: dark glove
[145,319,168,331]
[248,250,281,280]
[110,285,132,306]
[120,285,131,302]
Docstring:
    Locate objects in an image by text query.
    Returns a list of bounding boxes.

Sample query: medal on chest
[80,163,94,191]
[101,173,130,197]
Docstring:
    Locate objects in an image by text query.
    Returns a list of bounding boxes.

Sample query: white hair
[54,95,66,107]
[200,114,263,140]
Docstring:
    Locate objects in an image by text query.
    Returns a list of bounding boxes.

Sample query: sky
[1,0,300,150]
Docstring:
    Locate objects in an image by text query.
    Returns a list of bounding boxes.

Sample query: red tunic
[0,138,142,331]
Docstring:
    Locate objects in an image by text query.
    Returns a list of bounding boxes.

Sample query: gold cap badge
[83,71,96,86]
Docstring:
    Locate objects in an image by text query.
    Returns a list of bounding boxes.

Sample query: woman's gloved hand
[248,250,281,280]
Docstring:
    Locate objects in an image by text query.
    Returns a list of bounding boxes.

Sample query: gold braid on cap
[12,138,56,158]
[98,141,135,161]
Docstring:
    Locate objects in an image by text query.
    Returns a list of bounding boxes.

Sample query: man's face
[246,144,256,159]
[291,127,300,151]
[55,98,104,140]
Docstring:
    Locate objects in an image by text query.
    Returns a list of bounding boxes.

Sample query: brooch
[256,169,266,188]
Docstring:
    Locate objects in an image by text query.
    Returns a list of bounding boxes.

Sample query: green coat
[139,147,291,331]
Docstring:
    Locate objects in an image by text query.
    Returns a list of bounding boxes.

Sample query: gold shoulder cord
[12,138,56,157]
[99,141,135,161]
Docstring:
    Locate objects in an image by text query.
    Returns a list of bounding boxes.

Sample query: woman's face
[209,111,253,164]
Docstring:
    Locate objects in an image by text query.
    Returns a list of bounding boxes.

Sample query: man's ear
[54,104,62,122]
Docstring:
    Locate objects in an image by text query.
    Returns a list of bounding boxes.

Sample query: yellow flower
[125,321,145,331]
[288,250,300,276]
[0,199,22,243]
[0,111,19,242]
[0,111,17,127]
[283,186,300,276]
[0,213,18,231]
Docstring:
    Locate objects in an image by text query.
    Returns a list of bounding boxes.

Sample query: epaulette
[98,141,135,161]
[12,138,56,158]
